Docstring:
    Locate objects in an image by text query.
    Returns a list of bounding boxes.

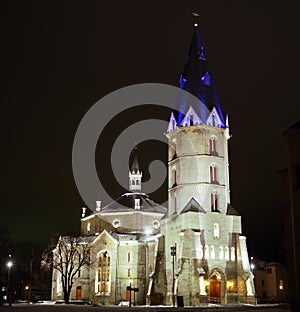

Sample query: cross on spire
[192,12,199,26]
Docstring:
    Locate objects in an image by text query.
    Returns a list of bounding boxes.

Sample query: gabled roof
[226,203,240,216]
[181,198,206,214]
[99,193,167,214]
[179,24,224,125]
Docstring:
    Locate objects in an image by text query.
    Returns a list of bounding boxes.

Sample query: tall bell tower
[160,19,255,305]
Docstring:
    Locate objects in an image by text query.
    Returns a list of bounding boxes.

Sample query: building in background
[51,21,255,306]
[252,259,288,303]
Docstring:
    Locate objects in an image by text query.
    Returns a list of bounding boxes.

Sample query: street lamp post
[170,246,176,307]
[7,255,13,307]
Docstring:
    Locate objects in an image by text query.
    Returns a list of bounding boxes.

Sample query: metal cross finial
[192,12,199,26]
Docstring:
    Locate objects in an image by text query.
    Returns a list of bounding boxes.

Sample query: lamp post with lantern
[6,255,13,306]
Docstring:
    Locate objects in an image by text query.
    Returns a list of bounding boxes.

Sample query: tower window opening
[172,169,177,188]
[210,164,217,183]
[127,252,131,263]
[210,137,217,155]
[211,192,219,212]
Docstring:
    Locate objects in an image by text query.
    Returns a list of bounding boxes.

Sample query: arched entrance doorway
[209,271,222,303]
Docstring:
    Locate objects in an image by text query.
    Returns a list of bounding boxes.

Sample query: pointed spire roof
[130,146,140,173]
[179,21,224,125]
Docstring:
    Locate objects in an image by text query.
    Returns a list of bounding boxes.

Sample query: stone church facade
[51,22,255,306]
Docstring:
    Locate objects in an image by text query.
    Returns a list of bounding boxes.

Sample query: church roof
[179,23,224,125]
[226,203,240,216]
[99,193,167,214]
[181,198,206,214]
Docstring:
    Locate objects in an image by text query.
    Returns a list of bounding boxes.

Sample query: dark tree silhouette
[42,235,90,304]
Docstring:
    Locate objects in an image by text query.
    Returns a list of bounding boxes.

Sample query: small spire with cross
[192,12,199,26]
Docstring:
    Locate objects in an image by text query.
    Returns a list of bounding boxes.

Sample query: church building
[51,21,255,306]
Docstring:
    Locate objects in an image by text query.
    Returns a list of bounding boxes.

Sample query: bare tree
[42,235,90,304]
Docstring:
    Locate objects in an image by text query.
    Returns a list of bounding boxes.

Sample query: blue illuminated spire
[179,20,225,125]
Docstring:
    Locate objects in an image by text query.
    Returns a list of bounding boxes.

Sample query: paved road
[0,303,291,312]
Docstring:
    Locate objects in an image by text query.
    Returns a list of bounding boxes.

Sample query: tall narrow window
[127,252,131,263]
[211,192,219,212]
[210,137,217,155]
[127,269,131,278]
[174,170,177,186]
[210,164,217,183]
[97,251,111,295]
[213,223,219,238]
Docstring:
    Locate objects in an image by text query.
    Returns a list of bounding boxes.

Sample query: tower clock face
[152,220,160,229]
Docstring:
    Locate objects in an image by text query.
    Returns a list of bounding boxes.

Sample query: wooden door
[76,286,82,301]
[210,281,221,303]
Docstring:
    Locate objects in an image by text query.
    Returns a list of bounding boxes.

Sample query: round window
[152,220,160,229]
[113,219,121,228]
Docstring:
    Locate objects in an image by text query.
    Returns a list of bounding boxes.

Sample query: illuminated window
[204,245,209,260]
[210,137,217,155]
[210,164,217,183]
[219,246,224,260]
[87,222,91,233]
[213,223,219,238]
[279,279,284,290]
[134,198,140,210]
[230,247,235,261]
[96,251,111,295]
[211,192,219,212]
[210,246,215,259]
[225,246,229,261]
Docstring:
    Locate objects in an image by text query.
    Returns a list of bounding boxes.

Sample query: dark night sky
[2,1,300,262]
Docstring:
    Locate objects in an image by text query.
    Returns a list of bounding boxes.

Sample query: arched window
[213,223,219,238]
[96,251,111,295]
[211,192,219,212]
[210,164,217,183]
[219,246,224,260]
[210,137,217,155]
[231,247,235,261]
